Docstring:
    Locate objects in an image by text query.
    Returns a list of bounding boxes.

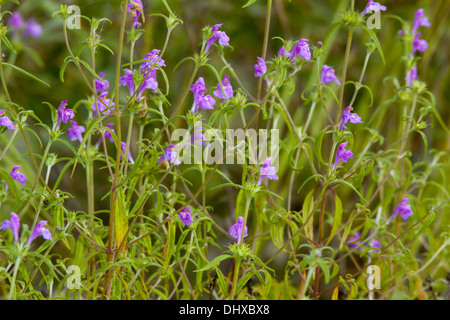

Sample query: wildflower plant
[0,0,449,302]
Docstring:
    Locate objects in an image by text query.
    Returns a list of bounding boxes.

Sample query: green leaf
[314,128,326,166]
[302,189,315,240]
[1,35,16,54]
[163,221,176,270]
[114,188,129,256]
[325,194,342,246]
[323,21,343,47]
[194,254,232,272]
[335,179,368,204]
[414,130,428,163]
[242,0,258,8]
[3,63,50,87]
[235,271,254,294]
[235,189,247,220]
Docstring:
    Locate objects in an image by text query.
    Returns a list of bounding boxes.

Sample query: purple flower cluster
[279,39,311,62]
[347,231,380,252]
[320,65,341,86]
[213,76,233,101]
[205,24,230,52]
[179,206,193,226]
[403,9,431,86]
[57,100,75,128]
[388,198,413,222]
[158,144,181,166]
[228,216,248,244]
[121,141,134,164]
[0,110,15,130]
[0,212,20,242]
[405,67,418,87]
[7,12,42,39]
[120,49,163,102]
[253,57,267,78]
[190,77,216,114]
[191,126,207,146]
[95,72,110,94]
[0,212,53,245]
[92,92,115,117]
[127,0,144,29]
[361,0,387,16]
[67,121,86,143]
[340,107,363,130]
[333,142,354,170]
[257,157,278,185]
[10,165,27,186]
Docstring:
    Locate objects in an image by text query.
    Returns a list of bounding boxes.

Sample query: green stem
[257,0,273,102]
[337,26,354,123]
[8,255,22,300]
[300,266,315,300]
[230,257,241,300]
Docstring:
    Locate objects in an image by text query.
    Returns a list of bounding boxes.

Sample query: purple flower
[67,121,86,143]
[191,127,207,146]
[179,206,193,226]
[140,49,166,72]
[7,12,24,29]
[158,144,181,166]
[138,69,158,99]
[104,123,115,143]
[23,18,42,38]
[257,157,278,185]
[320,65,341,86]
[333,142,354,170]
[347,231,380,252]
[92,92,115,117]
[0,110,15,130]
[412,9,431,36]
[213,75,233,100]
[190,76,207,94]
[347,232,362,249]
[228,216,248,244]
[361,0,387,16]
[95,72,110,93]
[57,100,75,127]
[254,57,267,78]
[205,24,230,52]
[127,0,144,29]
[121,142,134,164]
[10,165,27,186]
[120,69,135,96]
[28,221,53,246]
[279,39,311,62]
[0,212,20,243]
[405,67,418,86]
[290,39,311,61]
[340,107,362,130]
[190,77,215,113]
[389,198,413,221]
[95,123,115,147]
[369,237,381,252]
[412,32,428,54]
